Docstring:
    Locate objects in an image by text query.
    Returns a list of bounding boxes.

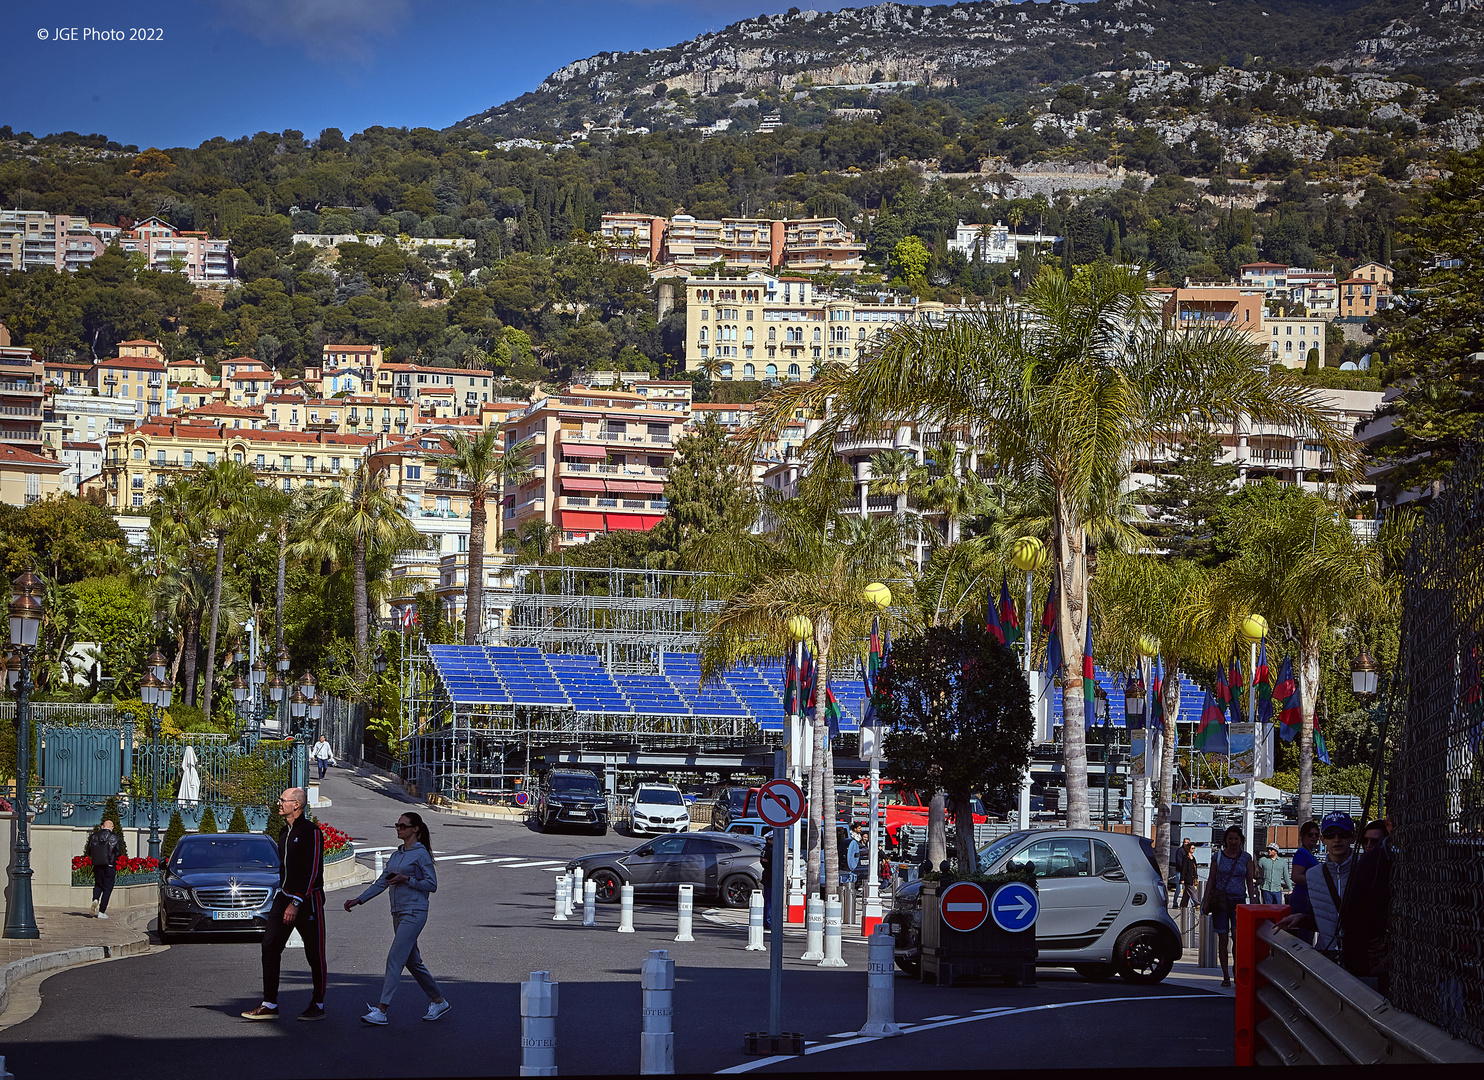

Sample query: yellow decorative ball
[787,615,814,641]
[1138,634,1161,658]
[1010,536,1049,573]
[863,582,892,609]
[1240,614,1269,644]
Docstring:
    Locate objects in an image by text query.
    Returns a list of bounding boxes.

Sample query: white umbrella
[1212,780,1288,801]
[177,745,201,806]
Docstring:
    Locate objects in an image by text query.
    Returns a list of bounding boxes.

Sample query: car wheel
[1114,925,1176,985]
[720,874,755,908]
[1074,962,1118,982]
[157,909,174,944]
[590,869,622,904]
[894,955,920,977]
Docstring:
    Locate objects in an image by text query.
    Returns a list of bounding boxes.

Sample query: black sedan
[566,833,762,908]
[158,834,280,940]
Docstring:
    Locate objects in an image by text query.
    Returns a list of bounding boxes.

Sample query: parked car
[630,783,691,835]
[157,833,281,941]
[710,785,758,831]
[566,833,762,907]
[536,767,609,835]
[724,817,794,850]
[887,829,1181,984]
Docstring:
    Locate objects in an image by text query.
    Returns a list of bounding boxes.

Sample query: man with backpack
[84,820,124,919]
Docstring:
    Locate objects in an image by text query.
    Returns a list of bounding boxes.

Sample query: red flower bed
[318,822,351,857]
[73,854,161,874]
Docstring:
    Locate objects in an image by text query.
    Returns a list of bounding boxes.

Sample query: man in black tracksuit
[242,787,327,1021]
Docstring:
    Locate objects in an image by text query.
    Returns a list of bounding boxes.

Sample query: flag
[999,575,1021,647]
[1043,624,1063,686]
[1215,664,1232,723]
[825,686,843,739]
[1276,656,1301,742]
[859,656,877,728]
[1314,717,1331,765]
[1227,652,1245,728]
[783,648,798,716]
[1082,617,1096,730]
[801,646,817,718]
[867,616,882,688]
[1149,655,1164,732]
[985,584,1006,645]
[1040,575,1058,634]
[1195,689,1229,754]
[1255,639,1274,726]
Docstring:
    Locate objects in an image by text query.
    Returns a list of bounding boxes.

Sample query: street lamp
[374,648,388,676]
[1095,685,1113,832]
[4,569,44,939]
[1351,648,1379,697]
[140,668,172,861]
[1010,537,1050,831]
[249,658,267,744]
[1238,613,1268,858]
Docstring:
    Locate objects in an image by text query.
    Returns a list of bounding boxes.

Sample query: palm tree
[247,485,312,661]
[911,441,992,545]
[446,430,533,643]
[294,460,419,654]
[1205,493,1383,824]
[149,564,216,704]
[867,448,916,516]
[512,519,560,562]
[743,263,1361,827]
[188,459,256,723]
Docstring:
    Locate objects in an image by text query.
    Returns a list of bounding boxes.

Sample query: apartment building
[45,361,93,390]
[1239,262,1290,295]
[91,421,377,510]
[1338,263,1394,322]
[598,213,866,273]
[1265,316,1328,368]
[0,443,67,506]
[119,340,166,362]
[502,386,681,548]
[1283,270,1339,317]
[684,270,953,380]
[0,341,46,451]
[219,357,276,406]
[374,364,501,417]
[48,387,146,444]
[90,356,166,419]
[169,384,227,412]
[0,210,108,273]
[118,216,234,284]
[947,221,1062,263]
[59,440,104,494]
[167,358,213,386]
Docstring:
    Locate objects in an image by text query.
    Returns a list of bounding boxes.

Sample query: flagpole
[788,636,805,926]
[1243,638,1259,859]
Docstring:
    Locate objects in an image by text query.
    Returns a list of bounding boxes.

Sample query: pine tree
[100,794,125,832]
[648,415,752,562]
[161,810,186,861]
[263,798,286,842]
[225,805,250,833]
[198,805,219,833]
[1139,432,1240,560]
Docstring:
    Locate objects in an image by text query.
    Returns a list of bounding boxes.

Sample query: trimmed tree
[100,794,125,833]
[161,810,186,861]
[263,798,286,842]
[225,805,250,833]
[198,805,219,833]
[876,622,1035,873]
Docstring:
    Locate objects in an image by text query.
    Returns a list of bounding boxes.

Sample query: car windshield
[637,788,684,806]
[725,790,750,812]
[171,837,279,870]
[552,775,601,795]
[977,832,1029,872]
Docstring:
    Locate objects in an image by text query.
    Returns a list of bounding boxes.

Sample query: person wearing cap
[1275,811,1354,960]
[1257,842,1292,905]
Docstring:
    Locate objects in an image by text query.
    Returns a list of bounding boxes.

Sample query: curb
[0,935,152,1017]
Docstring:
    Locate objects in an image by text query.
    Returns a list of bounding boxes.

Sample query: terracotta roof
[95,357,166,370]
[118,339,164,347]
[323,344,378,352]
[184,402,263,417]
[377,364,490,377]
[0,445,66,470]
[63,441,102,451]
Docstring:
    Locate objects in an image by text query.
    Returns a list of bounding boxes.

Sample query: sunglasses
[394,822,413,830]
[1322,830,1353,840]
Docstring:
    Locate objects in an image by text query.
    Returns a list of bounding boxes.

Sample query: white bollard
[639,948,675,1074]
[285,926,304,949]
[617,883,635,933]
[553,875,569,922]
[856,925,903,1038]
[745,889,765,951]
[374,850,385,879]
[582,880,597,927]
[801,896,825,960]
[520,970,558,1076]
[674,884,695,942]
[568,868,582,916]
[819,894,847,968]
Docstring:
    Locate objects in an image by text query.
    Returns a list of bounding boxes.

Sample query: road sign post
[756,779,805,829]
[745,748,804,1057]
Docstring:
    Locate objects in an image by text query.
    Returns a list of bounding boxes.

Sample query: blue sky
[3,0,887,149]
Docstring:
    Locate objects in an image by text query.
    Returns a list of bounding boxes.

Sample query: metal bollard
[674,884,695,942]
[374,850,385,879]
[787,880,806,925]
[520,970,558,1076]
[617,883,635,932]
[568,867,583,916]
[856,925,902,1038]
[582,880,597,927]
[801,896,825,960]
[553,875,569,922]
[745,889,765,951]
[819,894,847,967]
[639,948,675,1074]
[285,927,304,949]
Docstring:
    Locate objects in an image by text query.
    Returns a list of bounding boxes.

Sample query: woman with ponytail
[343,810,451,1024]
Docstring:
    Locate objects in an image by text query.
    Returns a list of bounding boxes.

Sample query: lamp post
[862,582,890,937]
[1239,613,1268,857]
[3,569,44,939]
[275,649,290,737]
[1010,536,1049,830]
[1124,668,1147,836]
[1095,685,1113,832]
[249,657,267,745]
[140,656,172,861]
[785,613,812,927]
[1351,648,1383,815]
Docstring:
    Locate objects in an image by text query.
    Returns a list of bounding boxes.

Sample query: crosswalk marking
[354,845,566,870]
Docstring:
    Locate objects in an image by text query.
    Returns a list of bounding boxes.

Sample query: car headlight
[164,885,191,901]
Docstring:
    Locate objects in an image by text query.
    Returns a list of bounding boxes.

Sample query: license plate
[212,909,252,921]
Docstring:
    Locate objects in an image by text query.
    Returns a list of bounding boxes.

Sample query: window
[184,451,193,467]
[719,363,733,379]
[155,450,166,465]
[436,496,450,514]
[282,455,293,470]
[132,492,144,507]
[813,327,822,342]
[330,457,342,472]
[765,363,778,380]
[282,477,292,492]
[305,456,316,471]
[207,452,216,465]
[744,327,754,344]
[699,327,708,343]
[788,363,800,379]
[1092,840,1123,876]
[743,363,756,380]
[768,327,776,342]
[1011,838,1092,879]
[234,452,244,464]
[132,447,144,460]
[256,454,265,468]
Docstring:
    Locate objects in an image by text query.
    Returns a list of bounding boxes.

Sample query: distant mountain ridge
[454,0,1484,138]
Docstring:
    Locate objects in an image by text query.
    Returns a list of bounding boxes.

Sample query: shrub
[161,810,186,861]
[198,805,219,833]
[100,794,125,832]
[263,798,285,842]
[225,805,250,833]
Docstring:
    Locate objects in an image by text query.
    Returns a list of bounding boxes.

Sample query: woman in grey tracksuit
[343,811,450,1024]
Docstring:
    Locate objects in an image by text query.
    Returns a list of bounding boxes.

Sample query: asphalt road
[0,769,1233,1076]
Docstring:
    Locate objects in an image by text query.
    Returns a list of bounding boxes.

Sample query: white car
[629,784,691,835]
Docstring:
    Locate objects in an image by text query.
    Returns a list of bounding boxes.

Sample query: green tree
[890,235,931,285]
[746,264,1359,827]
[188,459,257,723]
[161,809,186,861]
[101,794,126,833]
[649,415,751,556]
[262,797,285,842]
[226,805,250,833]
[446,430,533,643]
[198,805,219,833]
[877,622,1034,872]
[71,575,153,688]
[1139,433,1240,560]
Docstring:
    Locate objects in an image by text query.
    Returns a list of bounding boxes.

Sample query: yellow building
[0,444,67,506]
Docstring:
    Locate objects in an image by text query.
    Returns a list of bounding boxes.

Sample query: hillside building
[947,221,1061,263]
[598,213,866,273]
[0,335,46,451]
[0,211,108,273]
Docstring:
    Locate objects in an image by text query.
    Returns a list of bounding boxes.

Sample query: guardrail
[1236,906,1484,1066]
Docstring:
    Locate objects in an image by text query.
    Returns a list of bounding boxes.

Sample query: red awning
[633,481,665,496]
[560,442,608,459]
[561,511,606,530]
[606,513,663,531]
[561,477,606,492]
[605,480,642,494]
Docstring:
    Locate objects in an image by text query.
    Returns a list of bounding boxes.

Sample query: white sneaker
[361,1005,388,1026]
[96,912,109,920]
[90,899,99,917]
[423,1000,451,1022]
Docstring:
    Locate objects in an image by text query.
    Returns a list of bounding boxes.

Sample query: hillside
[456,0,1484,140]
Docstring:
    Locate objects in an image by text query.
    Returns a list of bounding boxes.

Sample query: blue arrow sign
[990,881,1038,933]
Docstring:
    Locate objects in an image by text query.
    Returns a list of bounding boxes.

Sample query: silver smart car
[889,829,1182,984]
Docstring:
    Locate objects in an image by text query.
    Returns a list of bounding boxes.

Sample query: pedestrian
[242,788,327,1021]
[1276,811,1355,965]
[311,735,335,781]
[84,819,124,919]
[1257,843,1292,905]
[760,839,774,931]
[1288,819,1322,944]
[845,824,863,884]
[1202,825,1258,987]
[1340,818,1392,990]
[344,811,450,1025]
[1177,839,1199,908]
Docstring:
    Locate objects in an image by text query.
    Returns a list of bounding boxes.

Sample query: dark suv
[536,768,609,834]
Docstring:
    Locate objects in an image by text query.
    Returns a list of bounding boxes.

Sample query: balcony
[0,405,42,419]
[0,381,43,397]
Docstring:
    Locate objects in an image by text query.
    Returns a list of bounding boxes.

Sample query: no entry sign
[756,778,805,828]
[939,880,990,933]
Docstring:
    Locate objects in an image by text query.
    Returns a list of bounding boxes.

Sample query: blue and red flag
[1149,655,1164,732]
[784,647,798,716]
[999,575,1021,647]
[1195,689,1229,754]
[985,584,1006,645]
[801,646,817,718]
[1041,576,1061,684]
[1227,651,1245,728]
[1255,639,1274,727]
[1215,664,1232,721]
[1276,656,1301,742]
[1082,617,1096,730]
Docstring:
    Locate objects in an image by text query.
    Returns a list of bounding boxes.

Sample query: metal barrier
[1235,907,1484,1066]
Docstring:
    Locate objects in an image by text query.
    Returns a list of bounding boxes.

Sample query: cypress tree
[226,805,250,833]
[161,810,186,862]
[198,805,219,833]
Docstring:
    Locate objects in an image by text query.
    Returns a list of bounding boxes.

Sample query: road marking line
[504,860,563,868]
[714,994,1217,1074]
[920,1014,958,1021]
